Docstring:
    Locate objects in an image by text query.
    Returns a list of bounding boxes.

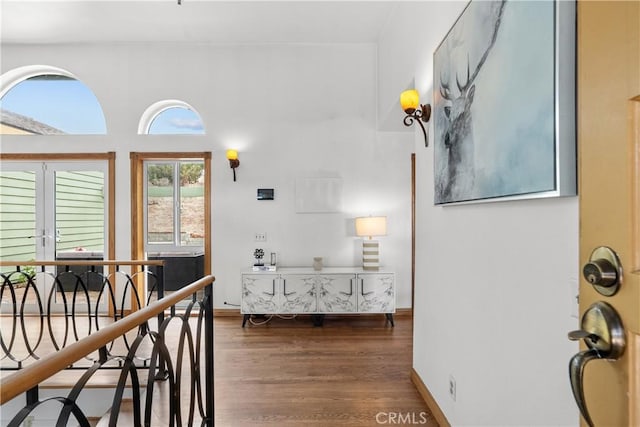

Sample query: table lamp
[355,216,387,271]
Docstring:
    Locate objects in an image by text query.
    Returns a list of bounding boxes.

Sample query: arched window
[138,100,205,135]
[0,65,106,135]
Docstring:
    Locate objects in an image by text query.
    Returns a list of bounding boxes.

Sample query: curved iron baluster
[2,263,214,427]
[111,269,136,351]
[18,273,44,363]
[184,299,207,421]
[1,264,161,366]
[47,273,70,352]
[156,316,185,426]
[130,269,155,336]
[109,269,154,366]
[142,331,176,427]
[0,273,19,363]
[91,272,118,357]
[99,273,119,321]
[84,266,105,327]
[122,267,144,312]
[164,311,196,426]
[7,396,91,427]
[110,332,165,427]
[66,271,94,344]
[117,269,133,321]
[56,351,110,426]
[144,269,160,306]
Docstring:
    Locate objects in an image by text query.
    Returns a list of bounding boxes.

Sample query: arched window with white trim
[0,65,106,135]
[138,100,205,135]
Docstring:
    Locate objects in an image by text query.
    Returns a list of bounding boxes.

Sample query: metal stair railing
[0,260,215,427]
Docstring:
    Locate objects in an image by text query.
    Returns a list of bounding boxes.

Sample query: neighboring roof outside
[0,108,65,135]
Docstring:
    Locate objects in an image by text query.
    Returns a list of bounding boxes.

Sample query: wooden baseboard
[214,308,241,317]
[410,368,450,427]
[395,308,413,317]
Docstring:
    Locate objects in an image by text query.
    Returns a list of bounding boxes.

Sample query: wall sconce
[226,149,240,182]
[355,216,387,271]
[400,89,431,147]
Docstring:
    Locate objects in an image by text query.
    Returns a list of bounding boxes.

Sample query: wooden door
[578,1,640,426]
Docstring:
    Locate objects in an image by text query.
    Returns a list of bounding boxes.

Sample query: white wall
[0,42,414,309]
[379,2,580,425]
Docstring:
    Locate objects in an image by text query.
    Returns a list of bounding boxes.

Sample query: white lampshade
[355,216,387,239]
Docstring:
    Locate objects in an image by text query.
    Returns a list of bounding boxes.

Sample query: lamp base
[362,239,380,271]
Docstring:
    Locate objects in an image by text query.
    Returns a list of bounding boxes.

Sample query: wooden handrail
[0,260,164,267]
[0,274,215,404]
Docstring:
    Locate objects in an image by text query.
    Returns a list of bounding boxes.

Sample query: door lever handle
[568,330,599,344]
[28,230,51,246]
[569,348,599,427]
[568,301,625,427]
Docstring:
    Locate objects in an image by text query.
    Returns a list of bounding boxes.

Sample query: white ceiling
[0,1,401,44]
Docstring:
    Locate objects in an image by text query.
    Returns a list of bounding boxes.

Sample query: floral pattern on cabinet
[316,275,356,312]
[280,275,316,313]
[241,269,395,327]
[241,274,279,313]
[358,273,394,313]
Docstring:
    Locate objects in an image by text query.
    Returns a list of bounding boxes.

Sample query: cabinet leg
[311,314,325,327]
[385,313,395,327]
[242,314,250,327]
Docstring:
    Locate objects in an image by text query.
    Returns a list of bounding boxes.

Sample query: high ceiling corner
[1,1,399,45]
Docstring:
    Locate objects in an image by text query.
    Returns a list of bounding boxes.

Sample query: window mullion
[173,163,181,247]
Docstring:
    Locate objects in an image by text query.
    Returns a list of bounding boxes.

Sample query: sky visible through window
[148,107,205,135]
[0,76,107,134]
[1,76,205,135]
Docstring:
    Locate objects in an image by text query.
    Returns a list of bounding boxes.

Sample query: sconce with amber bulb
[226,149,240,182]
[400,89,431,147]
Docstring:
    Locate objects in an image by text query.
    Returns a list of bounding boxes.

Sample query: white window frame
[138,100,204,135]
[143,159,205,254]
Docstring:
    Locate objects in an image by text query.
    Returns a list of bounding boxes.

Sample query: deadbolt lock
[582,246,622,296]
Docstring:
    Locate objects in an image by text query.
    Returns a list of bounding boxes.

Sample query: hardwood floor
[2,313,435,426]
[214,314,436,426]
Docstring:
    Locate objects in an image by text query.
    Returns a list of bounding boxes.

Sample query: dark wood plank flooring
[214,314,436,426]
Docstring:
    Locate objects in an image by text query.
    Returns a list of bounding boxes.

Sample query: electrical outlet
[254,232,266,242]
[449,375,456,401]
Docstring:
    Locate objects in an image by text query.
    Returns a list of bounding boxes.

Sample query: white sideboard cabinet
[241,268,395,327]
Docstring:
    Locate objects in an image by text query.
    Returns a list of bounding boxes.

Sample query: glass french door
[0,161,109,311]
